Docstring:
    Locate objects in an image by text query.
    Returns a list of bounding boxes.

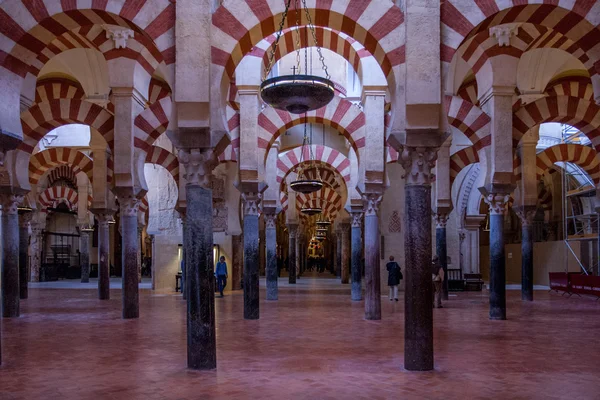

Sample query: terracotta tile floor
[1,278,600,400]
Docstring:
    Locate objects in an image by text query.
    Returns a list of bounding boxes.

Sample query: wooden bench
[464,273,484,291]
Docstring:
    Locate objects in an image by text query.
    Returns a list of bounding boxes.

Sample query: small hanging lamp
[260,0,334,114]
[300,206,322,216]
[290,116,323,194]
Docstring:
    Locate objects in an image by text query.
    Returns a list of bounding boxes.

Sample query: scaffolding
[560,124,597,275]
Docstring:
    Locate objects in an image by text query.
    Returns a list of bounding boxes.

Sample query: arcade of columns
[0,0,599,373]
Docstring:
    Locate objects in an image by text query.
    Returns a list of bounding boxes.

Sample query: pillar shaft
[336,232,341,278]
[340,224,350,284]
[516,207,535,302]
[79,231,91,284]
[485,194,510,320]
[351,212,363,301]
[29,225,43,282]
[364,194,382,320]
[231,234,243,290]
[265,213,278,300]
[19,212,32,299]
[399,147,437,371]
[2,194,23,318]
[288,224,298,284]
[96,214,111,300]
[120,197,140,319]
[242,193,260,320]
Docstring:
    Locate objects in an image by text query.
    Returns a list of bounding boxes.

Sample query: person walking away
[432,255,444,308]
[386,256,402,301]
[215,256,228,297]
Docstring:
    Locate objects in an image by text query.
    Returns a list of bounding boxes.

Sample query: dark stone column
[288,223,298,284]
[482,193,510,320]
[185,178,216,370]
[259,222,266,277]
[265,212,278,300]
[350,212,363,301]
[517,207,535,302]
[180,215,188,300]
[79,228,91,284]
[2,194,23,318]
[399,147,436,371]
[137,226,143,283]
[434,213,449,301]
[19,211,32,300]
[363,194,382,320]
[242,193,260,320]
[336,230,342,278]
[118,196,140,319]
[95,212,112,300]
[231,234,243,290]
[340,223,350,284]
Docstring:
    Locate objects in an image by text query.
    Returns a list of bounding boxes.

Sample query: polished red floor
[1,278,600,399]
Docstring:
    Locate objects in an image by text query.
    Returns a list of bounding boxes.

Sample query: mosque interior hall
[0,0,600,398]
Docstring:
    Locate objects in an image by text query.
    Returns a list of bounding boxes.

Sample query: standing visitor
[215,256,228,298]
[386,256,402,301]
[432,255,444,308]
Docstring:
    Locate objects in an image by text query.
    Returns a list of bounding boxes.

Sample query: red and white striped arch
[280,192,288,214]
[35,78,85,104]
[545,76,595,102]
[441,2,600,83]
[133,96,172,151]
[450,146,480,186]
[0,1,175,78]
[456,79,478,105]
[19,99,115,153]
[296,190,343,220]
[148,77,172,104]
[259,97,365,153]
[445,95,491,145]
[536,144,600,185]
[39,186,80,212]
[211,1,405,83]
[513,96,600,150]
[218,110,240,163]
[300,166,341,192]
[145,146,179,183]
[29,148,93,185]
[276,145,351,185]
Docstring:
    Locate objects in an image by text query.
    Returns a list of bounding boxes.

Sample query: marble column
[516,207,536,302]
[265,212,278,300]
[137,226,143,283]
[29,222,43,282]
[180,149,216,370]
[399,147,437,371]
[434,213,449,300]
[288,223,298,284]
[242,193,260,320]
[18,211,32,299]
[150,235,156,290]
[79,229,91,284]
[231,234,243,290]
[336,230,342,278]
[363,194,382,320]
[259,223,266,276]
[1,194,23,318]
[483,193,511,320]
[180,215,188,299]
[95,213,112,300]
[295,232,301,279]
[340,223,350,284]
[350,212,363,301]
[119,196,140,319]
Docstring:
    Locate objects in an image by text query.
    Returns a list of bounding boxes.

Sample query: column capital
[241,192,261,216]
[351,211,364,228]
[398,146,438,186]
[19,211,33,227]
[287,223,298,238]
[264,212,277,229]
[515,205,537,227]
[178,148,215,188]
[339,222,351,233]
[482,193,511,215]
[433,212,449,229]
[118,195,140,218]
[93,210,115,228]
[361,193,383,216]
[0,194,24,216]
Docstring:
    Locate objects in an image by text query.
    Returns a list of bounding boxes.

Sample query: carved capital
[241,192,261,216]
[95,213,114,228]
[433,213,449,229]
[490,23,519,47]
[264,212,277,229]
[103,25,134,49]
[398,146,438,186]
[178,148,214,188]
[351,211,363,228]
[288,223,298,238]
[19,211,33,228]
[515,206,536,227]
[483,193,511,215]
[119,196,140,218]
[362,193,382,216]
[0,194,23,216]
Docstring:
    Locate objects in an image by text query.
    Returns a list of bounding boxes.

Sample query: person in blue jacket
[215,256,228,297]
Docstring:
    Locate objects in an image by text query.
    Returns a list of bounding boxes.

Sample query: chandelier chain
[294,0,302,74]
[263,0,292,80]
[302,0,330,79]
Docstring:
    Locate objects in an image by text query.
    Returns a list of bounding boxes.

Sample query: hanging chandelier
[290,119,323,194]
[301,206,321,216]
[260,0,335,114]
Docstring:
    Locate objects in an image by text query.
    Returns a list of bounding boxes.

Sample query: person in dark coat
[432,255,445,308]
[386,255,402,301]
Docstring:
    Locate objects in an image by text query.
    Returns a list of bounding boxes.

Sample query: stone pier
[363,194,382,320]
[1,194,23,318]
[242,193,260,320]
